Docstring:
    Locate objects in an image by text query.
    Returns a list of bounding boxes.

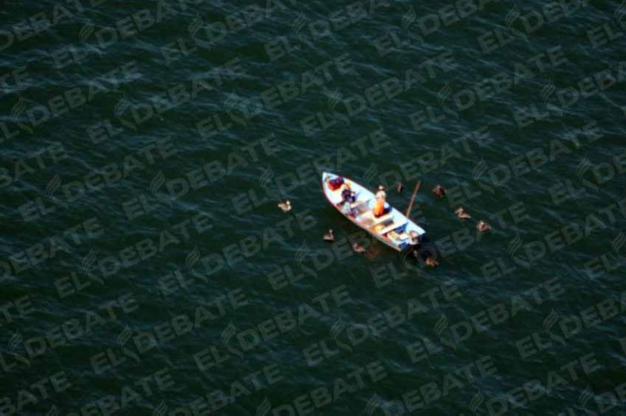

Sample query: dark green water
[1,0,626,415]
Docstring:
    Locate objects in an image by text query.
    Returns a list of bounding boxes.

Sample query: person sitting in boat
[373,185,387,217]
[328,176,344,191]
[338,182,356,215]
[340,182,356,204]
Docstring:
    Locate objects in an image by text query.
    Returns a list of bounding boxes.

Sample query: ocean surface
[1,0,626,415]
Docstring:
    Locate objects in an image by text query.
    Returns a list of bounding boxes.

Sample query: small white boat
[322,172,426,252]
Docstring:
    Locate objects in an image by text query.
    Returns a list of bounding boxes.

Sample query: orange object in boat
[373,199,385,217]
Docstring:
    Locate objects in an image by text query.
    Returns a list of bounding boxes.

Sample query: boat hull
[322,172,426,252]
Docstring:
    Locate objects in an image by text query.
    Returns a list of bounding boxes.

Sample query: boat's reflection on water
[361,240,385,261]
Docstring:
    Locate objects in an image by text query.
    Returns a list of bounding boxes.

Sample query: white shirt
[376,190,386,200]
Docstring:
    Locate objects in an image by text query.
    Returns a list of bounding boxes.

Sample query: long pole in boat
[405,181,422,219]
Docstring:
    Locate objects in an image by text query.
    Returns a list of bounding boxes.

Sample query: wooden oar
[405,181,422,219]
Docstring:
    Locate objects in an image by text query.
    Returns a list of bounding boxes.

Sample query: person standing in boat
[373,185,387,217]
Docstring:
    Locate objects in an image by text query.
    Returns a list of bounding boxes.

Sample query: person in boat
[337,182,356,215]
[328,176,344,190]
[406,231,422,258]
[373,185,387,217]
[340,182,356,205]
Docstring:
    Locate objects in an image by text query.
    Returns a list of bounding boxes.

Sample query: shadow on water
[401,233,443,268]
